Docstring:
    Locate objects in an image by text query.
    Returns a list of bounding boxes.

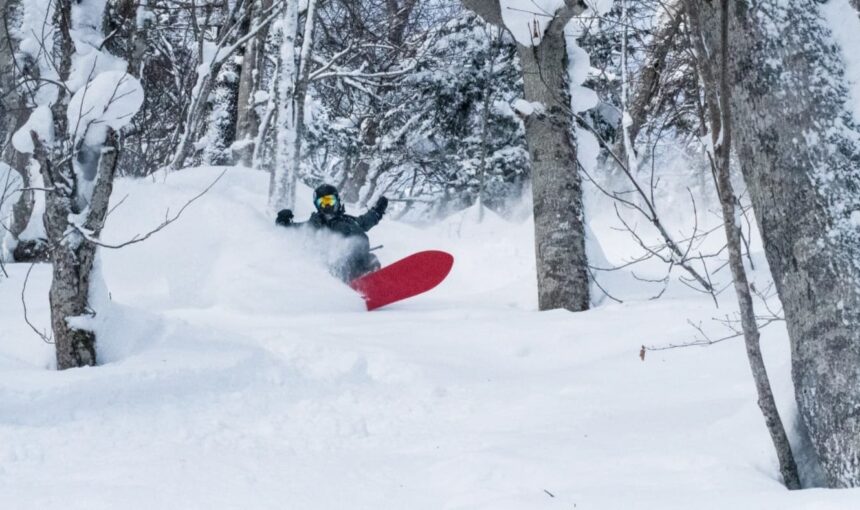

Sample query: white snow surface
[11,106,54,154]
[822,0,860,123]
[500,0,613,47]
[501,0,566,46]
[1,167,859,508]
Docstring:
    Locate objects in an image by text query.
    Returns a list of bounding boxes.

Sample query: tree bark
[35,131,119,369]
[0,0,10,148]
[102,0,141,74]
[270,0,300,212]
[463,0,590,311]
[687,0,801,489]
[235,0,274,166]
[31,0,126,369]
[203,58,241,166]
[1,0,43,260]
[290,0,318,191]
[691,0,860,487]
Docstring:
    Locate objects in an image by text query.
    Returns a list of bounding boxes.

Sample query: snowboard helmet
[313,183,343,215]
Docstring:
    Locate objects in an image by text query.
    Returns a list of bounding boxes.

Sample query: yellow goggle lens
[317,194,337,208]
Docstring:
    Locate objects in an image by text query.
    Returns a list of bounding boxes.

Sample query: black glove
[276,209,294,226]
[373,196,388,216]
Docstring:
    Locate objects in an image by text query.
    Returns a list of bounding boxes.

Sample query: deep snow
[1,167,858,509]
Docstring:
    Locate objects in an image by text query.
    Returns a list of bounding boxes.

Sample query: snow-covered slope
[0,167,857,508]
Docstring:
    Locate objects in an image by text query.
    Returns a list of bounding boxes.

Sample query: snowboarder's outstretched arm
[356,197,388,231]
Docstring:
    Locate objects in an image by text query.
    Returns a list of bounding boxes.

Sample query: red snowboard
[349,250,454,311]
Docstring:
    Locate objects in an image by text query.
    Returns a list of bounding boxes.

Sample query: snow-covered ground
[1,167,857,508]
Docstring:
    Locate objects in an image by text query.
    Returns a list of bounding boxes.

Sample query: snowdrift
[0,167,856,509]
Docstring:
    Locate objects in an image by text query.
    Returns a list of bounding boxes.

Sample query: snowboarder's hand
[276,209,294,226]
[373,196,388,216]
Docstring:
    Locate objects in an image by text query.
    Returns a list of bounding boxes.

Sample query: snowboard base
[349,250,454,311]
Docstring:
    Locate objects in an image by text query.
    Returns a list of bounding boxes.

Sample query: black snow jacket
[276,207,383,281]
[305,209,382,248]
[280,208,382,249]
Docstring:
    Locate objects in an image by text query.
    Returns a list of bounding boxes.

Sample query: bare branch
[72,168,228,249]
[21,263,54,344]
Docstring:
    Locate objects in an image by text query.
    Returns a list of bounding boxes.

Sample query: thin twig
[22,263,53,344]
[72,168,228,249]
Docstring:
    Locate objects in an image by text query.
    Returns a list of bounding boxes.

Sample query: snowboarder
[276,184,388,282]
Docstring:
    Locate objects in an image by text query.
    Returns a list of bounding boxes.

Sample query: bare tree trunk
[23,0,132,369]
[463,0,590,311]
[615,0,684,161]
[102,0,140,73]
[290,0,317,187]
[0,0,10,148]
[270,0,300,212]
[30,0,102,368]
[203,58,241,165]
[477,26,502,221]
[235,0,273,166]
[270,0,317,211]
[340,158,369,204]
[1,0,44,261]
[687,0,801,489]
[692,0,860,488]
[35,131,119,368]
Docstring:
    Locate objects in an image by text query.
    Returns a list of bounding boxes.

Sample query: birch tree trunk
[290,0,317,187]
[463,0,590,311]
[235,0,274,166]
[269,0,300,212]
[690,0,860,487]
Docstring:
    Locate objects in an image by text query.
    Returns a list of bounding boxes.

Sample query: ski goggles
[316,194,338,208]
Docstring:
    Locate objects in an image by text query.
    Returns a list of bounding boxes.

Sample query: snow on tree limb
[67,71,143,146]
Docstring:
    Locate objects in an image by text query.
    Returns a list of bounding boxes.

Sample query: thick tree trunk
[518,41,589,311]
[35,132,119,369]
[27,0,125,369]
[687,0,801,489]
[463,0,589,311]
[693,0,860,487]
